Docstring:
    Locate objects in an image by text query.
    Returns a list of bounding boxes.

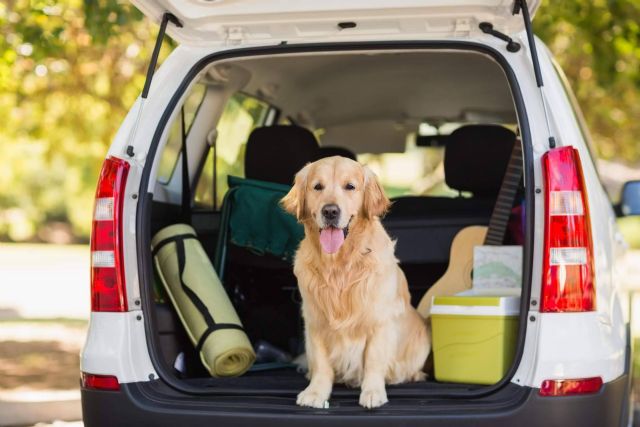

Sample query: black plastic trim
[479,22,521,52]
[136,40,534,401]
[82,373,629,426]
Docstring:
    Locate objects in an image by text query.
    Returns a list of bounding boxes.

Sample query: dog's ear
[363,166,390,219]
[281,163,311,220]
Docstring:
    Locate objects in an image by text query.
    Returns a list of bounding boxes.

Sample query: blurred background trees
[0,0,639,243]
[535,0,640,162]
[0,0,155,242]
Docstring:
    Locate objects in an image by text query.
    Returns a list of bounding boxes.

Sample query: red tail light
[81,372,120,391]
[539,377,602,396]
[90,156,130,312]
[541,146,595,312]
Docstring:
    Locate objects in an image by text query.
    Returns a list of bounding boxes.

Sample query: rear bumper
[81,373,631,427]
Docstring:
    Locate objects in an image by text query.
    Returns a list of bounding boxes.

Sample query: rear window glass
[157,84,207,184]
[356,123,462,198]
[357,123,516,199]
[358,144,457,199]
[194,93,270,209]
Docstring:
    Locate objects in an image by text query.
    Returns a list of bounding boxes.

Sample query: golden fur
[282,156,429,409]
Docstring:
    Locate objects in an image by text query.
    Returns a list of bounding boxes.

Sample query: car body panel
[81,312,157,383]
[130,0,540,46]
[531,313,625,385]
[81,15,629,424]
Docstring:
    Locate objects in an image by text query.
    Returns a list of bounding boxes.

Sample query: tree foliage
[0,0,163,242]
[535,0,640,161]
[0,0,638,242]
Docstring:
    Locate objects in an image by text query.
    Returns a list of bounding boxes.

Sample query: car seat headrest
[317,146,357,161]
[444,125,517,197]
[245,125,320,185]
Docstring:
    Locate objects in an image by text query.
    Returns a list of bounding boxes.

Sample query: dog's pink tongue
[319,228,345,254]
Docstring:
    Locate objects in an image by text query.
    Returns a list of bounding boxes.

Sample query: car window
[356,122,520,199]
[194,93,270,209]
[357,123,466,199]
[358,145,460,199]
[157,83,207,184]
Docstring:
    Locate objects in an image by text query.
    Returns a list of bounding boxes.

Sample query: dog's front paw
[297,387,330,408]
[411,371,427,382]
[359,388,388,409]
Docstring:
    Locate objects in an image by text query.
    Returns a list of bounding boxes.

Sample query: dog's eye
[345,183,356,191]
[313,183,324,191]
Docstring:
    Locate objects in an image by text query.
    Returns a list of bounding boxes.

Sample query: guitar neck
[484,141,523,246]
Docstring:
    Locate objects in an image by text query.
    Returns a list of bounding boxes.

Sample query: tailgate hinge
[225,26,245,46]
[454,18,471,36]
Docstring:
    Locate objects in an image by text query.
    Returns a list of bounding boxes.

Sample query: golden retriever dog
[282,156,429,409]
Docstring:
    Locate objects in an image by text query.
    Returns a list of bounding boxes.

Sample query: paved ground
[0,320,85,426]
[0,393,81,426]
[0,244,88,426]
[0,244,89,320]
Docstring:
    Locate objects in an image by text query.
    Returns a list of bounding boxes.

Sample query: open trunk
[139,43,533,406]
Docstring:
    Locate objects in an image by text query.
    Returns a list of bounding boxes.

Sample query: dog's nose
[321,204,340,222]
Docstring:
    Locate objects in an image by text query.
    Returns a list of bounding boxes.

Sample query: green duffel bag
[152,224,255,377]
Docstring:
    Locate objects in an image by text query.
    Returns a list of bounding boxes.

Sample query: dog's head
[282,156,390,254]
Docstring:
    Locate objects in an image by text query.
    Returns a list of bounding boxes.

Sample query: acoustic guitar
[416,140,523,319]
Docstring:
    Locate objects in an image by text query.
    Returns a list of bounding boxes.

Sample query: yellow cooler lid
[431,294,520,316]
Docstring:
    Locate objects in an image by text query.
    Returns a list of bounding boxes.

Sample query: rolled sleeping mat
[152,224,255,377]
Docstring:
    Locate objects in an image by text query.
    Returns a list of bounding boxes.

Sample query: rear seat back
[443,125,516,198]
[384,125,516,264]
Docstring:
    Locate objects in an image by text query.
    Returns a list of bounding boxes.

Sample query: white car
[80,1,640,425]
